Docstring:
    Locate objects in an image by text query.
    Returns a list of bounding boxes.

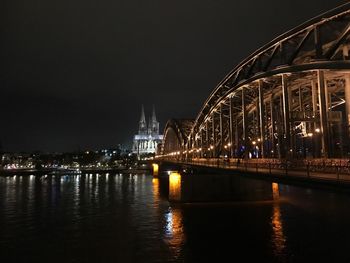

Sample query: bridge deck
[160,158,350,188]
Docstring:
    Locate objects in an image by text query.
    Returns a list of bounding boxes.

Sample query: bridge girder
[164,3,350,160]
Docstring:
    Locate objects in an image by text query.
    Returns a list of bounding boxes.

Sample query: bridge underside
[161,4,350,161]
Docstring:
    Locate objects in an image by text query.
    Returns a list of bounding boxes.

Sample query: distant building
[132,105,163,156]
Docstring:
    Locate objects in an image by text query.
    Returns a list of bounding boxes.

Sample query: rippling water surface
[1,173,350,263]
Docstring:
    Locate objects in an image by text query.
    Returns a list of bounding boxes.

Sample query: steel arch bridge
[161,119,194,156]
[161,3,350,161]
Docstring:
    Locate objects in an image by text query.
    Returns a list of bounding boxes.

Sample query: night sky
[1,0,346,152]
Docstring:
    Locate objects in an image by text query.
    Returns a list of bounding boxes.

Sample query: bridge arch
[186,3,350,160]
[161,119,194,156]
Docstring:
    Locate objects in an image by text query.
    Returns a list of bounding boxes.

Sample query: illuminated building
[132,105,163,156]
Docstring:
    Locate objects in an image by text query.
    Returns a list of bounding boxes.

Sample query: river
[0,173,350,262]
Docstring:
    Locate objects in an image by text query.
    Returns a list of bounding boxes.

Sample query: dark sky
[1,0,346,152]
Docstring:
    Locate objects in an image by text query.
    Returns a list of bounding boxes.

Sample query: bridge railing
[159,157,350,182]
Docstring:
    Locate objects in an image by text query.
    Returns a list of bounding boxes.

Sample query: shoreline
[0,167,151,176]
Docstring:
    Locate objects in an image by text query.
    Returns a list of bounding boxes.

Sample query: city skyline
[1,0,346,152]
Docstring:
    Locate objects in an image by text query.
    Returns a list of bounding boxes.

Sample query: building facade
[132,105,163,156]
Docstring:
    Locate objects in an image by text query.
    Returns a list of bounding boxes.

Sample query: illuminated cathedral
[132,105,163,156]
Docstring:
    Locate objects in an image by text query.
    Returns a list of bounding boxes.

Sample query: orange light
[169,172,181,201]
[152,178,159,199]
[271,182,285,254]
[152,163,159,177]
[272,182,279,200]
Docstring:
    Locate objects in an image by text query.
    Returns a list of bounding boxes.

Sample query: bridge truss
[163,3,350,160]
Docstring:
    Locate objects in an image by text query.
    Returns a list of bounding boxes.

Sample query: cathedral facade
[132,105,163,156]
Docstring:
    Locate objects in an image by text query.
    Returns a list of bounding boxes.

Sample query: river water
[0,173,350,263]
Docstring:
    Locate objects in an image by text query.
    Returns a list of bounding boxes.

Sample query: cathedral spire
[140,104,146,123]
[151,104,157,122]
[139,104,147,134]
[148,116,152,135]
[150,104,160,135]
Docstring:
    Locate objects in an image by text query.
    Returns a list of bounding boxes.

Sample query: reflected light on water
[271,183,286,257]
[152,178,159,201]
[272,182,279,200]
[165,208,185,258]
[169,172,181,201]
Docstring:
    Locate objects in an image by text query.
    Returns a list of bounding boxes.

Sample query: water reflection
[152,178,159,201]
[4,173,350,262]
[271,183,286,257]
[164,207,185,259]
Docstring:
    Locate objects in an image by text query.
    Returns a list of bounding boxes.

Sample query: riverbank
[0,167,151,176]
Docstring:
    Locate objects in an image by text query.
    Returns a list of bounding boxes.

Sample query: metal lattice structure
[162,3,350,160]
[161,119,194,155]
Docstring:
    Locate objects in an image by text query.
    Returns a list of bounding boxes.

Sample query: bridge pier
[155,162,275,203]
[166,169,275,203]
[152,163,159,177]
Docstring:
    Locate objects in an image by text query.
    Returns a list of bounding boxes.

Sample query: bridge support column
[205,121,209,158]
[345,74,350,126]
[235,120,239,158]
[317,70,330,158]
[258,80,265,158]
[198,131,201,158]
[194,132,198,158]
[220,104,223,155]
[282,74,291,158]
[270,95,276,158]
[229,95,234,158]
[199,129,202,158]
[194,132,197,157]
[152,163,159,177]
[212,114,216,157]
[242,87,248,159]
[311,80,320,157]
